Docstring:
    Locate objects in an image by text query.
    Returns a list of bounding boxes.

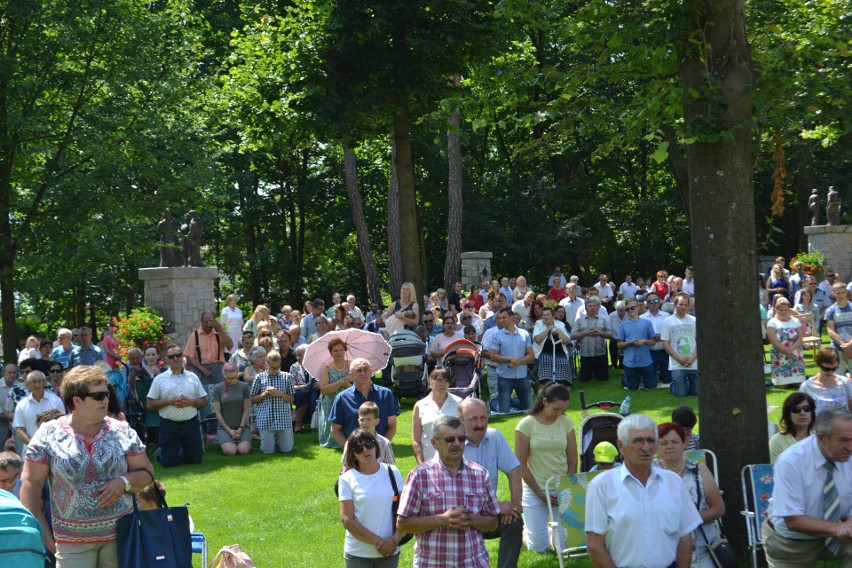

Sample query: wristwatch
[120,475,131,493]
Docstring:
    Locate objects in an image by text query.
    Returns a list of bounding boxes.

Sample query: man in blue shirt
[328,358,399,447]
[489,308,534,413]
[49,328,74,369]
[67,327,106,368]
[617,298,658,390]
[460,397,523,568]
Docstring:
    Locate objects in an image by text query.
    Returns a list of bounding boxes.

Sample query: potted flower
[114,306,172,362]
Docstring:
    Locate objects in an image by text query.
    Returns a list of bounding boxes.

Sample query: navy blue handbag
[116,482,192,568]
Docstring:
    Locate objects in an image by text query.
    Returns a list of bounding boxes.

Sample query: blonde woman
[243,305,270,336]
[383,282,419,334]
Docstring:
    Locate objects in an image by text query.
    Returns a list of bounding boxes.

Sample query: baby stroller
[386,330,429,400]
[578,391,625,472]
[442,339,482,399]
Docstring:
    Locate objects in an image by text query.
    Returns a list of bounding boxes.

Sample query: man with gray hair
[573,297,614,382]
[328,358,399,447]
[50,328,74,369]
[0,450,22,497]
[13,371,65,457]
[398,415,500,568]
[586,414,701,568]
[764,407,852,566]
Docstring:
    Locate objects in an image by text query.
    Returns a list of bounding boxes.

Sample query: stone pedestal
[138,267,218,346]
[804,225,852,280]
[460,251,493,289]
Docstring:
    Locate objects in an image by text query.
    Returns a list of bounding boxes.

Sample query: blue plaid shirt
[250,371,294,431]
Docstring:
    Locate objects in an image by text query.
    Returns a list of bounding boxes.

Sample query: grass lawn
[155,340,834,567]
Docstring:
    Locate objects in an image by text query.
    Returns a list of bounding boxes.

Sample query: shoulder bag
[691,466,737,568]
[116,480,192,568]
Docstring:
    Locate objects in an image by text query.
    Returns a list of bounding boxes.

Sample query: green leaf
[651,141,669,163]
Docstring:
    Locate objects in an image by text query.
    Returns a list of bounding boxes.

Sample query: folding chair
[685,449,719,486]
[545,471,603,568]
[740,463,774,568]
[191,532,208,567]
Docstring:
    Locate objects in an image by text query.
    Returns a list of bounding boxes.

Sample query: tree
[679,0,765,552]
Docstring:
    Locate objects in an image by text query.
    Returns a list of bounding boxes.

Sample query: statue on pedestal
[808,188,820,226]
[157,211,182,267]
[181,210,203,267]
[826,186,842,226]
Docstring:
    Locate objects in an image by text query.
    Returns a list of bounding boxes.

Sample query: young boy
[341,402,395,465]
[672,405,700,450]
[590,441,621,471]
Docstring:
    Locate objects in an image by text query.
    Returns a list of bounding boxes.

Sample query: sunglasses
[260,333,272,337]
[82,391,110,401]
[626,306,637,312]
[647,299,661,304]
[49,369,63,374]
[166,353,183,360]
[437,435,467,444]
[791,405,812,414]
[353,439,377,453]
[268,365,281,370]
[820,365,839,372]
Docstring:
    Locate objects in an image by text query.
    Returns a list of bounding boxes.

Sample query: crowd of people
[3,261,852,567]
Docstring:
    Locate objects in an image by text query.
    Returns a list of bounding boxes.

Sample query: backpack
[0,489,45,568]
[208,544,255,568]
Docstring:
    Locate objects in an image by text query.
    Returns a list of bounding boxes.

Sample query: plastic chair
[545,471,603,568]
[740,463,774,568]
[191,532,208,567]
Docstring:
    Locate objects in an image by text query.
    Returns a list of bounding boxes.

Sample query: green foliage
[790,250,825,275]
[114,307,171,360]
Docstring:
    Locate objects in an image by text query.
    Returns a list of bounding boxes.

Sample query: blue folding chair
[740,463,773,568]
[191,532,208,567]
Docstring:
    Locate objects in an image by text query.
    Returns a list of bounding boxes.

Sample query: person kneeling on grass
[212,362,252,456]
[250,351,295,454]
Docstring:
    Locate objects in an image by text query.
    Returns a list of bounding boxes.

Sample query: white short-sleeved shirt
[586,465,702,568]
[769,435,852,540]
[13,392,66,438]
[147,368,207,421]
[619,282,638,300]
[338,464,404,558]
[660,314,697,370]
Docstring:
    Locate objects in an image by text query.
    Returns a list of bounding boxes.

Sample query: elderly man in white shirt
[586,414,701,568]
[763,407,852,567]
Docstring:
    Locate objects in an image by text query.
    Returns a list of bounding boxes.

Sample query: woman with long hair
[769,392,816,463]
[382,282,419,335]
[515,382,577,553]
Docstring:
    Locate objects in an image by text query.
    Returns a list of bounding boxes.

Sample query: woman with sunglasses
[515,382,577,553]
[338,429,404,567]
[769,392,816,463]
[21,365,154,566]
[798,347,852,416]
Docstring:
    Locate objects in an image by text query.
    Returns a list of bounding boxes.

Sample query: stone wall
[138,267,218,346]
[805,225,852,282]
[460,251,493,290]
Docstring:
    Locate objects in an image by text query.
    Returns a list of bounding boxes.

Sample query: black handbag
[387,465,413,546]
[116,481,192,568]
[691,467,737,568]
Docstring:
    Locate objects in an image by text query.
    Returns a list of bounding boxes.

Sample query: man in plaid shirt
[249,351,295,454]
[398,416,500,567]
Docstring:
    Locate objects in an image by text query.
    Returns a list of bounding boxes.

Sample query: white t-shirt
[594,283,614,300]
[219,306,244,350]
[660,314,697,370]
[338,465,404,558]
[618,282,638,300]
[430,330,465,359]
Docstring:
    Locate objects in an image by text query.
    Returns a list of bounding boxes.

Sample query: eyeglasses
[791,405,812,414]
[353,439,377,453]
[437,435,467,444]
[465,305,476,310]
[49,369,63,374]
[82,391,110,401]
[647,299,660,304]
[268,365,281,370]
[166,353,182,360]
[626,306,637,312]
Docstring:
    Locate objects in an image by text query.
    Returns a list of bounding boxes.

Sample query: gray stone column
[804,225,852,281]
[460,251,493,290]
[138,267,219,346]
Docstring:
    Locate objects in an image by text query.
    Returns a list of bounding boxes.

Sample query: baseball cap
[593,441,619,464]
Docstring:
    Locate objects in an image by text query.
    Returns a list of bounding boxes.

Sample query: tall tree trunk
[443,105,463,293]
[679,0,761,555]
[343,145,382,306]
[387,144,403,302]
[393,98,424,299]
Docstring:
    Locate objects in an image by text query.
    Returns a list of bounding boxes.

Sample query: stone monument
[143,211,217,345]
[805,186,851,282]
[460,251,493,290]
[808,189,819,226]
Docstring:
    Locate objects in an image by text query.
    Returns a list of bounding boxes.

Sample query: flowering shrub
[114,306,171,359]
[790,250,824,276]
